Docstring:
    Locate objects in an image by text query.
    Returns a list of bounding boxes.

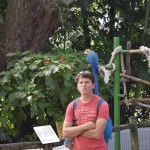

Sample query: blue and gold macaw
[84,49,99,95]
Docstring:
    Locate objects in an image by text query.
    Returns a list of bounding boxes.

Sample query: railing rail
[0,118,149,150]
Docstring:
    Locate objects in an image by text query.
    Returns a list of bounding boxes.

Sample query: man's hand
[81,118,107,139]
[81,121,96,130]
[63,121,95,138]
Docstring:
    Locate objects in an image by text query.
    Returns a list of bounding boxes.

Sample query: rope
[108,46,122,65]
[98,66,111,84]
[110,63,116,72]
[138,46,150,108]
[120,52,128,105]
[102,45,150,108]
[99,46,122,84]
[140,46,150,68]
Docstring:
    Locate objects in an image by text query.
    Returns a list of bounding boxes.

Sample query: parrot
[84,49,99,95]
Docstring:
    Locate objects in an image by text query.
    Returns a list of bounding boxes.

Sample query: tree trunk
[0,0,74,72]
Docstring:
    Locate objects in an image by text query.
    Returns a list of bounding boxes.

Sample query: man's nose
[82,82,86,86]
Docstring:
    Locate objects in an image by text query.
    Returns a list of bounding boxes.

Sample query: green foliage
[0,0,8,23]
[48,0,150,121]
[0,128,12,143]
[1,0,150,142]
[46,0,150,70]
[0,49,88,141]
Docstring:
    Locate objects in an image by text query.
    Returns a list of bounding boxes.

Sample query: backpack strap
[72,98,79,125]
[73,98,79,111]
[73,98,106,124]
[96,98,105,117]
[97,98,112,144]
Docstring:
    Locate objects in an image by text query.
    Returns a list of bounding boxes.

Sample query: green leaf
[34,71,45,78]
[36,93,45,99]
[37,101,47,110]
[34,59,42,64]
[21,51,32,56]
[20,100,27,107]
[45,76,57,90]
[1,76,9,85]
[14,63,27,71]
[7,51,20,57]
[0,71,5,76]
[44,65,59,76]
[15,110,26,122]
[0,116,7,126]
[47,107,53,117]
[0,89,7,97]
[22,56,32,62]
[30,102,37,117]
[32,90,38,95]
[7,59,19,69]
[28,64,38,70]
[9,92,26,101]
[13,73,22,79]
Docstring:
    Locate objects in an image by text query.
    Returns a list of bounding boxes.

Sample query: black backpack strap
[73,98,79,126]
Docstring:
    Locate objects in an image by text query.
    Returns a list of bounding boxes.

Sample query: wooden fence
[0,116,149,150]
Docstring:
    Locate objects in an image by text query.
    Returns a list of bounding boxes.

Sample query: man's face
[77,77,95,95]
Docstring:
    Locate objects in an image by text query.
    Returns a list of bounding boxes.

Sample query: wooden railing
[0,117,149,150]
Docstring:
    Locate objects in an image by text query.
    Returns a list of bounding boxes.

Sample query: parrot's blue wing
[85,49,99,95]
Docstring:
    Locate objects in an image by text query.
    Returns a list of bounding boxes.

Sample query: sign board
[33,125,60,144]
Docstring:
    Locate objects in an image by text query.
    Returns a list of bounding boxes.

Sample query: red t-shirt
[64,95,109,150]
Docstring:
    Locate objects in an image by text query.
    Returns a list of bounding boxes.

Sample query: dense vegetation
[0,0,149,143]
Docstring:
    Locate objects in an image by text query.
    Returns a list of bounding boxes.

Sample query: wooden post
[126,41,131,75]
[129,116,139,150]
[44,144,53,150]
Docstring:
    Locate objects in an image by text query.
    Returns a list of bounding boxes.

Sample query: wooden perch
[127,49,142,53]
[120,73,150,86]
[120,98,150,105]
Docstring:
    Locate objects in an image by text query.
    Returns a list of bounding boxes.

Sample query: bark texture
[0,0,74,72]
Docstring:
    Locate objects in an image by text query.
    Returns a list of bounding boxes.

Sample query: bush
[0,49,88,142]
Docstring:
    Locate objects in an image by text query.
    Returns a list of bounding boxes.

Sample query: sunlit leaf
[0,116,7,126]
[21,51,32,56]
[44,65,59,76]
[22,56,32,62]
[9,92,26,101]
[13,73,22,79]
[6,51,20,57]
[34,59,42,64]
[28,64,38,70]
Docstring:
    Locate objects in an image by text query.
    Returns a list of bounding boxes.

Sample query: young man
[63,71,109,150]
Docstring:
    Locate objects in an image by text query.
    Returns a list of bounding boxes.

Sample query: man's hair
[75,70,95,83]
